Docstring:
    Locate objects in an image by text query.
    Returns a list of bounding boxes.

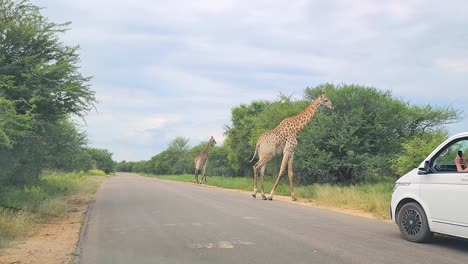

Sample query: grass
[0,209,33,248]
[309,183,393,219]
[0,171,104,248]
[87,169,107,176]
[153,174,393,219]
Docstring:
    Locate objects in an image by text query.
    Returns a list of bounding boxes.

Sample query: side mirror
[418,160,432,175]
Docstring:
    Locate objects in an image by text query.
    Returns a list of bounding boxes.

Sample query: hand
[455,155,464,165]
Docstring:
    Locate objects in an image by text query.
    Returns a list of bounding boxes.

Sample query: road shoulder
[0,176,107,264]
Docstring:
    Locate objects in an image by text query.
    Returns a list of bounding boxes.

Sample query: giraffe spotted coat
[250,92,334,201]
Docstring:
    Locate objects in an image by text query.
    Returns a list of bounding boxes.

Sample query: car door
[421,137,468,238]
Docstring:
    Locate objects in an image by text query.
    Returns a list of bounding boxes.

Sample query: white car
[391,132,468,242]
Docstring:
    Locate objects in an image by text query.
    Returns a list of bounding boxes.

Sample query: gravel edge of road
[73,196,96,264]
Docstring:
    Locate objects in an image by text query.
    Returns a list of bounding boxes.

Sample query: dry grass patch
[0,209,34,248]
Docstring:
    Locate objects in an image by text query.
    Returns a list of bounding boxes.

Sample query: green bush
[87,169,106,176]
[391,131,448,175]
[86,148,115,174]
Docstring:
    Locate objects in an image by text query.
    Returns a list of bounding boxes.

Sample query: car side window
[433,139,468,172]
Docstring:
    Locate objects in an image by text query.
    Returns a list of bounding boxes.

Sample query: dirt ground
[0,194,92,264]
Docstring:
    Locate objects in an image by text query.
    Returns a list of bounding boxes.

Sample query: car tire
[397,202,433,243]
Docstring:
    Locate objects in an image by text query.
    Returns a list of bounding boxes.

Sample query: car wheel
[397,202,433,243]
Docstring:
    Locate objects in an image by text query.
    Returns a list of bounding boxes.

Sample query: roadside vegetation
[0,0,115,186]
[0,0,115,251]
[119,84,459,184]
[0,170,107,248]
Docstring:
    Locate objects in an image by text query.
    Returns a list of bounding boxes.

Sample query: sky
[40,0,468,162]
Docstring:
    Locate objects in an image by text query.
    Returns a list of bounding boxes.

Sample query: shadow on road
[386,230,468,254]
[430,234,468,253]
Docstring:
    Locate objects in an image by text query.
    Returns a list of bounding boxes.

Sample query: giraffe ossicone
[250,93,333,201]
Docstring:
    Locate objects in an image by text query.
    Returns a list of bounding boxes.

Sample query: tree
[294,84,459,183]
[224,100,270,176]
[167,137,191,174]
[0,0,94,120]
[223,83,460,184]
[205,145,236,176]
[116,160,137,172]
[0,97,32,148]
[132,160,151,173]
[0,0,96,183]
[391,130,448,175]
[41,119,89,171]
[145,137,191,175]
[86,148,115,174]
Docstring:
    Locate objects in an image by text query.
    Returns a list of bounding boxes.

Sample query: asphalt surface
[79,173,468,264]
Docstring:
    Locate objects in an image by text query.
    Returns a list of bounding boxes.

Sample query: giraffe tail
[249,144,258,164]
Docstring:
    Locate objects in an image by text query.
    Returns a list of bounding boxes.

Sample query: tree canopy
[223,83,459,183]
[0,0,112,184]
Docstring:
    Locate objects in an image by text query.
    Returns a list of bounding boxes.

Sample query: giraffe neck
[201,141,213,156]
[291,97,321,133]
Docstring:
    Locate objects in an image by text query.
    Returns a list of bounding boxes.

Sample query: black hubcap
[401,208,422,236]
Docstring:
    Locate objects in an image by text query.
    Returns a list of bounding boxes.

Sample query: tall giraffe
[194,136,217,184]
[249,92,333,201]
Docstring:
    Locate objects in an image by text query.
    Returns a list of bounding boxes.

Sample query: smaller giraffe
[194,136,217,184]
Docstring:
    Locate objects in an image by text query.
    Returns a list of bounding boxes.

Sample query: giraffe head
[209,136,217,145]
[318,92,334,110]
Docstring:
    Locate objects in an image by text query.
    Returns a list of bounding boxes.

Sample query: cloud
[94,86,161,109]
[436,58,468,73]
[42,0,468,161]
[144,66,245,95]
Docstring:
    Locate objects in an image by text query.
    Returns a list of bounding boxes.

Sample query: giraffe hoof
[292,197,297,201]
[251,193,256,199]
[267,196,273,201]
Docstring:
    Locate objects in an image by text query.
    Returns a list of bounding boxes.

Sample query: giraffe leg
[252,163,258,198]
[260,165,267,200]
[194,168,199,184]
[201,163,207,183]
[268,152,291,200]
[288,153,297,201]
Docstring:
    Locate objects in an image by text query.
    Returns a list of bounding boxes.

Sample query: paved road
[79,173,468,264]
